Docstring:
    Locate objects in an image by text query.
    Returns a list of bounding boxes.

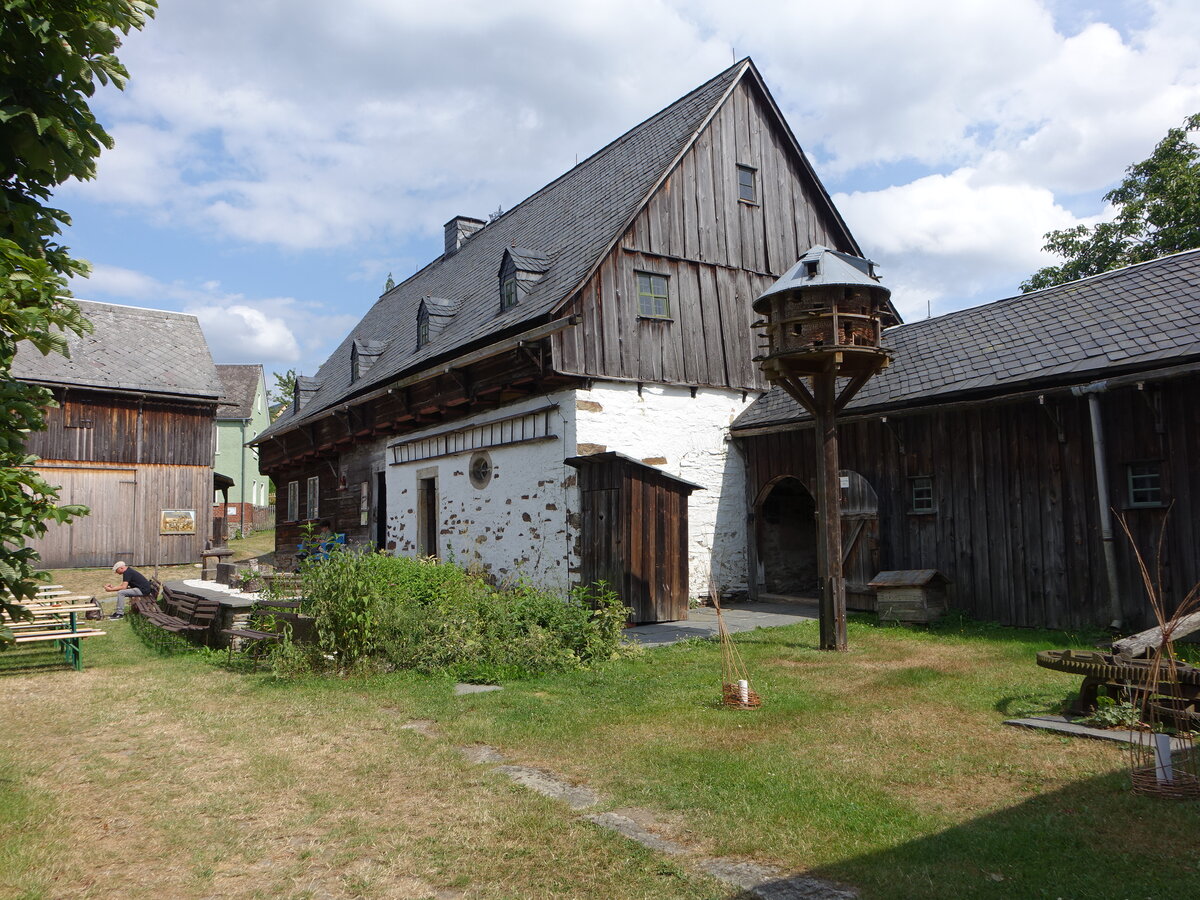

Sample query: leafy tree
[267,367,298,419]
[1022,113,1200,291]
[1,1,157,640]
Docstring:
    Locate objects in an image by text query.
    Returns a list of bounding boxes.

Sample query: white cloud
[836,169,1090,317]
[71,264,358,369]
[189,304,300,364]
[62,0,1200,326]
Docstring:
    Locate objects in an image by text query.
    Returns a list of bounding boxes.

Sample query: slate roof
[215,364,264,418]
[732,248,1200,432]
[12,300,222,401]
[258,57,849,442]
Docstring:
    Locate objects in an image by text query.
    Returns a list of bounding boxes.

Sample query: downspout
[1071,380,1123,629]
[240,421,248,537]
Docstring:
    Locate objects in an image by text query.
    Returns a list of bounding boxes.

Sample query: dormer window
[737,164,757,204]
[497,247,550,314]
[351,339,387,382]
[416,297,460,351]
[417,306,430,348]
[501,276,518,310]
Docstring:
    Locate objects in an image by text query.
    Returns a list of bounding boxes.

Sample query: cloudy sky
[60,0,1200,382]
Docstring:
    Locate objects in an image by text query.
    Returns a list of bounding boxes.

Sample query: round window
[469,451,493,489]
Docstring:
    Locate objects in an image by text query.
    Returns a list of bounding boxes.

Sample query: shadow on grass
[799,765,1199,900]
[0,646,76,676]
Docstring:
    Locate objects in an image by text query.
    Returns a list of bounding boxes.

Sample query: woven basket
[721,682,762,710]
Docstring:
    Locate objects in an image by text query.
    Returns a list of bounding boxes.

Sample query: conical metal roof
[754,245,891,309]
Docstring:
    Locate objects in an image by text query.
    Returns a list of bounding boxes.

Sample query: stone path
[1004,714,1193,751]
[402,720,857,899]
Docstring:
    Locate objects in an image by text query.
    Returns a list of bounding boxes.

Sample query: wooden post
[813,372,847,651]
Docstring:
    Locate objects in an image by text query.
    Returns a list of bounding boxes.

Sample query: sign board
[160,509,197,535]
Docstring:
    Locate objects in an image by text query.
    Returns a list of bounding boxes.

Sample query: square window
[287,481,298,522]
[737,164,757,203]
[636,271,670,319]
[501,276,518,310]
[306,475,319,519]
[910,475,935,514]
[1127,462,1162,507]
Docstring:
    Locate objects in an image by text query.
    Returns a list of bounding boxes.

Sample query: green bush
[291,547,631,679]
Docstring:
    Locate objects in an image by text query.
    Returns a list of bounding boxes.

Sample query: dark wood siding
[739,374,1200,631]
[570,454,695,624]
[26,387,215,466]
[552,79,853,391]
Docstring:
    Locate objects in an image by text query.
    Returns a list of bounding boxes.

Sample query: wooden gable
[552,74,858,390]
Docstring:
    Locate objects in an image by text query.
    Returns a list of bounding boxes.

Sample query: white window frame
[287,481,298,521]
[306,475,319,519]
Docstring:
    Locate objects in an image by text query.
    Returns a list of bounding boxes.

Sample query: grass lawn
[2,592,1197,898]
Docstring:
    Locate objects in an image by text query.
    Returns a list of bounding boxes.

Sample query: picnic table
[2,587,107,670]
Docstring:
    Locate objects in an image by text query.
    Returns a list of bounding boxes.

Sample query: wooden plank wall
[31,462,210,567]
[740,375,1200,631]
[576,459,690,624]
[552,78,851,391]
[27,388,214,466]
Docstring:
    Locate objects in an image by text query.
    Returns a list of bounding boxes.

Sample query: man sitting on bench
[104,561,153,620]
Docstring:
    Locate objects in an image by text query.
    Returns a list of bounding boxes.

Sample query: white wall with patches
[572,381,758,598]
[384,389,579,591]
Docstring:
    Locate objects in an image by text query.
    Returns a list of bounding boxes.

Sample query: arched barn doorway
[754,470,880,608]
[755,477,819,597]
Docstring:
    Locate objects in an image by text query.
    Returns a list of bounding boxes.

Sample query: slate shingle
[12,300,222,401]
[732,249,1200,431]
[258,59,753,440]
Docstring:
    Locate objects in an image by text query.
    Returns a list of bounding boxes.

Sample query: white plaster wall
[384,389,578,593]
[573,382,759,598]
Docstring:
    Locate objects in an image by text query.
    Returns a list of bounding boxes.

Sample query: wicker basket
[721,682,762,710]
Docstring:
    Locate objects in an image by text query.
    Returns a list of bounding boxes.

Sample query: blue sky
[57,0,1200,385]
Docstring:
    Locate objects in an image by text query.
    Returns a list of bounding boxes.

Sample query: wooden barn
[13,301,222,568]
[732,250,1200,631]
[251,57,866,622]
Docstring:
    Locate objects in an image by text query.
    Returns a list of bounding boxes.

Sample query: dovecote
[350,339,387,383]
[498,247,550,312]
[417,297,462,348]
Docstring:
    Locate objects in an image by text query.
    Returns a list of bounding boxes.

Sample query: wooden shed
[13,301,222,568]
[565,452,702,624]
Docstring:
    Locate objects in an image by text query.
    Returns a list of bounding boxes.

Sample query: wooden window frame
[286,481,299,522]
[636,270,671,320]
[737,164,758,204]
[1126,461,1164,508]
[501,275,518,311]
[909,475,936,514]
[306,475,319,519]
[417,308,430,347]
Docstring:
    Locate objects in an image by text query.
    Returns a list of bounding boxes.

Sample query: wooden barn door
[33,466,137,567]
[578,483,628,615]
[839,469,879,610]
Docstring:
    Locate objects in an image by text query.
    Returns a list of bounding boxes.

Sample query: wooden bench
[130,583,219,645]
[220,599,304,668]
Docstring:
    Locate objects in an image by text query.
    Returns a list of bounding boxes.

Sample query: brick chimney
[444,216,485,256]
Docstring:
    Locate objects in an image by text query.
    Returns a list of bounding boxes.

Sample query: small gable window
[737,164,757,203]
[417,306,430,348]
[1127,462,1163,507]
[501,276,518,310]
[636,271,670,319]
[910,475,935,514]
